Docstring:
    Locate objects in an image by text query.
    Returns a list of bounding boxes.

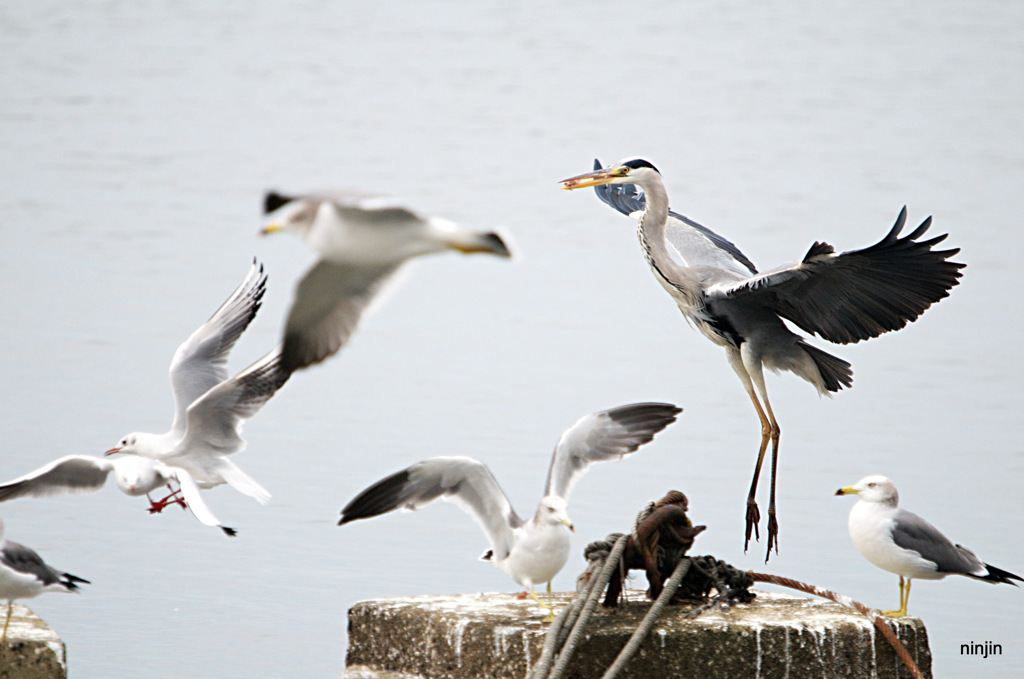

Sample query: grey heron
[339,402,681,621]
[836,475,1022,616]
[0,517,89,644]
[561,158,964,560]
[260,190,512,373]
[105,260,290,520]
[0,455,237,536]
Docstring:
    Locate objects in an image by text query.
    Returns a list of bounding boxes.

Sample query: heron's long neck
[635,179,702,308]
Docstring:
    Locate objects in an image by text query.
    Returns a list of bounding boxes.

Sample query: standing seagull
[836,475,1022,616]
[561,158,964,559]
[0,517,88,644]
[0,455,237,536]
[105,260,291,522]
[339,402,681,620]
[260,190,511,372]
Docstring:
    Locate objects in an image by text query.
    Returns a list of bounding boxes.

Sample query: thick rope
[749,572,924,679]
[599,557,692,679]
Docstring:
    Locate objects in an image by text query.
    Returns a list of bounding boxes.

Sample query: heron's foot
[744,499,761,550]
[764,510,779,562]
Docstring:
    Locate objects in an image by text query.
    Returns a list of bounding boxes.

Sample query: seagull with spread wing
[339,402,681,620]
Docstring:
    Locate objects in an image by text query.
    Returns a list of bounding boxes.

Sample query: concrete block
[0,604,67,679]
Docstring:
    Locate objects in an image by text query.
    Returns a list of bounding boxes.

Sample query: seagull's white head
[560,157,662,191]
[112,457,161,496]
[260,193,319,238]
[835,475,899,506]
[535,496,574,532]
[105,432,161,458]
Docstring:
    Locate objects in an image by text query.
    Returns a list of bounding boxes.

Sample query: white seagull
[339,402,681,620]
[260,190,512,372]
[104,260,290,522]
[0,517,89,644]
[836,475,1022,617]
[0,455,236,536]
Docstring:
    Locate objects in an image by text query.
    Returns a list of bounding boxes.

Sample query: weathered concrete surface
[0,604,66,679]
[346,589,931,679]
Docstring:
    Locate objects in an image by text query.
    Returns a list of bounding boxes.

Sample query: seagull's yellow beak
[260,222,284,236]
[835,486,858,496]
[561,516,575,533]
[559,167,626,191]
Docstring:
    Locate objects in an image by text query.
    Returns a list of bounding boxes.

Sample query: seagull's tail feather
[800,341,853,394]
[216,459,271,505]
[975,563,1024,586]
[61,572,90,592]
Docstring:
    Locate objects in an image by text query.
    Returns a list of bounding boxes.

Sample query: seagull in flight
[261,190,511,372]
[836,475,1022,616]
[104,260,291,526]
[0,455,237,536]
[0,517,89,644]
[339,402,681,620]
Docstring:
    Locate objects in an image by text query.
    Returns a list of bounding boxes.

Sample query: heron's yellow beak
[559,167,626,190]
[561,516,575,532]
[835,486,858,496]
[260,222,284,236]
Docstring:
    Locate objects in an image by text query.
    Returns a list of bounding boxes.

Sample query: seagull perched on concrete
[0,455,236,536]
[562,158,964,560]
[0,517,88,644]
[836,475,1022,617]
[260,190,512,372]
[104,260,291,525]
[339,403,681,620]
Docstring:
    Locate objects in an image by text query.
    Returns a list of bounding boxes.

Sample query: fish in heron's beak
[559,167,626,190]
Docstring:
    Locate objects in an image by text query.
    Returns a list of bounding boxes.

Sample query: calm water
[1,2,1022,677]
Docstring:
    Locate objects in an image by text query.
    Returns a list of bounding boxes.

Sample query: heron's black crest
[623,158,659,174]
[264,191,296,215]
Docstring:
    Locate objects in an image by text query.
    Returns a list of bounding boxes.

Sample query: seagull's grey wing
[281,259,401,372]
[710,208,965,345]
[0,456,115,502]
[163,464,236,537]
[179,346,291,456]
[340,457,522,562]
[891,508,985,577]
[0,539,69,587]
[168,260,267,439]
[591,158,757,276]
[543,403,682,502]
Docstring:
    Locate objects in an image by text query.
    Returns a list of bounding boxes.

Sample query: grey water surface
[1,2,1022,677]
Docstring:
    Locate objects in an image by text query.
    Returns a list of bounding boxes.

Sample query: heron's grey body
[339,403,681,612]
[0,454,237,536]
[105,260,290,515]
[562,158,964,560]
[0,518,88,643]
[837,475,1022,616]
[261,190,511,372]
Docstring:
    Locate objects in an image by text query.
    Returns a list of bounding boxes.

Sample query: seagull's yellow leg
[528,586,556,623]
[1,602,11,645]
[882,576,910,617]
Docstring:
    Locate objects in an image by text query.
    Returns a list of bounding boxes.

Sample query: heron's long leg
[743,351,781,561]
[727,349,772,551]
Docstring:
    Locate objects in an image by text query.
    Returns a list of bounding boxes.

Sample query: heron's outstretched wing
[543,402,681,502]
[591,158,757,276]
[281,259,401,372]
[710,207,965,345]
[339,457,522,562]
[0,456,116,502]
[180,346,291,455]
[168,260,267,439]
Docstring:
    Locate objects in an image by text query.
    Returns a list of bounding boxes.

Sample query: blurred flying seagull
[836,475,1022,617]
[561,158,964,560]
[104,260,291,526]
[260,190,511,372]
[339,402,681,621]
[0,455,236,536]
[0,517,89,644]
